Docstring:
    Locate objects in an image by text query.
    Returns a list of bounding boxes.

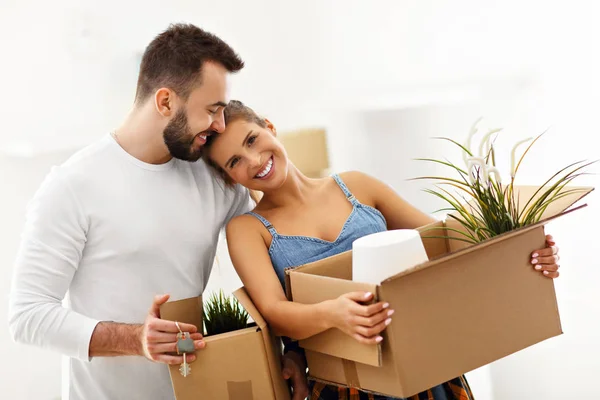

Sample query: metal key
[176,330,194,377]
[179,353,191,377]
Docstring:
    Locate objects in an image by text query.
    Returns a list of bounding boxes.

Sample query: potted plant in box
[412,118,596,244]
[203,289,250,336]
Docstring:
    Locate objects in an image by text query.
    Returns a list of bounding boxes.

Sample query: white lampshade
[352,229,429,284]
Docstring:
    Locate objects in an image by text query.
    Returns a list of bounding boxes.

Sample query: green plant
[203,289,249,336]
[412,119,596,244]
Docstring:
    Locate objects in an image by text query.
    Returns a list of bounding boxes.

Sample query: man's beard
[163,109,204,162]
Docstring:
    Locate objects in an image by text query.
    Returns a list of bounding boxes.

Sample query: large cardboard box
[160,288,291,400]
[286,185,594,398]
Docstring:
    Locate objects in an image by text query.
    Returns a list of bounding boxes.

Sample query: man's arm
[8,168,101,361]
[88,294,203,363]
[8,169,203,364]
[88,322,143,357]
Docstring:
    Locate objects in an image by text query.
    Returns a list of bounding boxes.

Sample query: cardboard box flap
[159,296,204,331]
[450,185,594,221]
[385,201,589,284]
[261,333,293,400]
[417,220,451,259]
[289,270,382,367]
[285,251,353,301]
[512,185,594,220]
[287,250,353,279]
[232,288,292,400]
[233,287,267,330]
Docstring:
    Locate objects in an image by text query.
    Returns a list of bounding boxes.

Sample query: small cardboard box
[160,287,291,400]
[279,128,330,178]
[286,185,594,398]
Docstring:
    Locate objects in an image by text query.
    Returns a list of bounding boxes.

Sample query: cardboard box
[279,128,330,178]
[160,288,291,400]
[286,185,594,398]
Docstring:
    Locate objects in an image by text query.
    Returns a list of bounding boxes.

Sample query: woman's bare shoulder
[337,171,380,203]
[225,209,271,247]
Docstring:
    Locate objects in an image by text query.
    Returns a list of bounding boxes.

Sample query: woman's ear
[264,118,277,137]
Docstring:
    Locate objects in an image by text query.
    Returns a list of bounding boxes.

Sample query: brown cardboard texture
[279,128,330,178]
[286,185,593,398]
[160,288,291,400]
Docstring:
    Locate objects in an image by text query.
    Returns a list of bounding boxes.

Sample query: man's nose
[210,113,226,133]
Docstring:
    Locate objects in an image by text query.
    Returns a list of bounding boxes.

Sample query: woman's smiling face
[207,118,290,191]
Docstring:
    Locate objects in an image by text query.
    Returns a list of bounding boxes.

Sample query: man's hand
[139,294,205,364]
[282,349,309,400]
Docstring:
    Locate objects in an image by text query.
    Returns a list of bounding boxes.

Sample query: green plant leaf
[412,130,595,246]
[519,160,596,222]
[431,137,474,157]
[203,289,249,336]
[409,176,473,187]
[413,158,469,175]
[512,131,545,179]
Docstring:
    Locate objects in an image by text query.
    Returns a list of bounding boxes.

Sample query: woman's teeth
[198,134,207,140]
[255,158,273,178]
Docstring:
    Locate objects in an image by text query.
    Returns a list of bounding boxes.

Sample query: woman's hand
[327,292,394,345]
[531,234,560,278]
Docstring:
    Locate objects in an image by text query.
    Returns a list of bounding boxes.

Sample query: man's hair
[134,23,244,103]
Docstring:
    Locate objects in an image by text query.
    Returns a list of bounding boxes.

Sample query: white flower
[478,128,502,158]
[510,137,533,178]
[463,117,482,167]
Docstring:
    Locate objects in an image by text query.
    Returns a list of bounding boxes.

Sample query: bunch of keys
[175,321,195,377]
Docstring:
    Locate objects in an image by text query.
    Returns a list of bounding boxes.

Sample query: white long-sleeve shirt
[8,134,252,400]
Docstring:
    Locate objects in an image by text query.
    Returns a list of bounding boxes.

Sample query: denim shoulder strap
[246,211,278,236]
[332,173,358,205]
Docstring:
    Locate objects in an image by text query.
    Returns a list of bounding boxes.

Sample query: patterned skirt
[309,375,474,400]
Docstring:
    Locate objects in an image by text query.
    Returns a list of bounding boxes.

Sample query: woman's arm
[343,171,561,279]
[225,215,391,343]
[341,171,436,229]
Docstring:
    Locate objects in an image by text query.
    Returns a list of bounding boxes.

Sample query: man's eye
[209,109,218,115]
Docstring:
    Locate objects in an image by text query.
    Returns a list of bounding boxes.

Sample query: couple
[8,24,561,400]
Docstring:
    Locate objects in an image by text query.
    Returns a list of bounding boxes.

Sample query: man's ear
[264,118,277,137]
[154,88,177,117]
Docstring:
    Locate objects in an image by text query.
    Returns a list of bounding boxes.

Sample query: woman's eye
[248,135,257,146]
[230,157,240,168]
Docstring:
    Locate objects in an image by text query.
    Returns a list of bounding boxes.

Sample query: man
[8,23,308,400]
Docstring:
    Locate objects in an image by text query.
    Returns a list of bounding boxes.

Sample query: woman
[204,100,561,400]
